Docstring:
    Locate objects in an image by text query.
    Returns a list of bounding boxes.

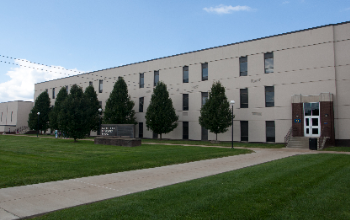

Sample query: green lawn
[142,138,285,148]
[323,147,350,152]
[36,154,350,220]
[0,136,251,188]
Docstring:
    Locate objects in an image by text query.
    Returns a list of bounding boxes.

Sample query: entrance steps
[286,137,312,149]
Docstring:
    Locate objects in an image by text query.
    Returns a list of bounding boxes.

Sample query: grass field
[323,147,350,152]
[35,153,350,220]
[142,138,285,148]
[0,135,251,188]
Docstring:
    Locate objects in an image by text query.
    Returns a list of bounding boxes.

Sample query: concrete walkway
[0,147,347,220]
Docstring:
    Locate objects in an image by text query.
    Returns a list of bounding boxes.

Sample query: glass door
[304,103,320,137]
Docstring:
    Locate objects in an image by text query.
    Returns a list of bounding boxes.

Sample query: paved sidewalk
[0,148,331,220]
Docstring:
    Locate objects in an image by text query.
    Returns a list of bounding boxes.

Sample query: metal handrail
[284,126,293,147]
[318,127,330,150]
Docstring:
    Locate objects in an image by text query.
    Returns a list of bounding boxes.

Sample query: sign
[100,124,134,138]
[294,119,301,123]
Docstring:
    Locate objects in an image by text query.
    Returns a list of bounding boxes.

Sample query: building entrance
[304,102,320,137]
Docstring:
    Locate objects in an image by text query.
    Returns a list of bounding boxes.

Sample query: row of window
[138,86,274,112]
[49,86,69,99]
[138,52,274,87]
[240,86,274,108]
[138,121,275,142]
[0,112,13,122]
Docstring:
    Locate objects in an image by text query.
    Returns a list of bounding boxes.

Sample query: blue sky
[0,0,349,102]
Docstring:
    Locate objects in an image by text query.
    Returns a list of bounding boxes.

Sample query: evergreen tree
[199,81,233,141]
[145,81,178,139]
[58,84,90,142]
[103,77,136,124]
[49,87,68,130]
[28,91,51,133]
[84,85,100,134]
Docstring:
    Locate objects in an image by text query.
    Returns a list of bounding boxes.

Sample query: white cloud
[203,4,252,14]
[282,1,290,4]
[0,59,82,103]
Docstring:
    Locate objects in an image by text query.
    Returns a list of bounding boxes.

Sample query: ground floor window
[201,126,208,141]
[266,121,275,142]
[183,122,189,139]
[240,121,248,142]
[139,122,143,138]
[153,132,158,139]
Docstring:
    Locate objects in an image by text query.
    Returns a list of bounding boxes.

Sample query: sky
[0,0,349,103]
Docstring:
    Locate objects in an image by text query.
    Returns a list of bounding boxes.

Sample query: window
[153,132,158,139]
[201,92,208,107]
[201,126,208,141]
[266,121,275,142]
[45,89,48,93]
[154,71,159,86]
[99,80,103,93]
[66,86,68,94]
[139,122,143,138]
[1,112,2,122]
[89,81,93,86]
[240,88,248,108]
[11,111,13,122]
[183,122,189,139]
[140,73,144,88]
[52,88,55,99]
[183,94,189,111]
[139,97,144,112]
[240,121,248,142]
[265,86,274,107]
[264,52,274,73]
[99,101,102,108]
[201,63,208,81]
[239,56,248,76]
[183,66,189,83]
[118,76,122,80]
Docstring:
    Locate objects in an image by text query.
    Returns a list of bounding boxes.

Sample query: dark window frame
[183,94,189,111]
[140,73,144,88]
[139,97,144,112]
[89,81,93,86]
[266,121,275,142]
[201,63,208,81]
[139,122,143,138]
[183,121,189,140]
[240,121,248,142]
[239,56,248,76]
[240,88,248,108]
[264,52,274,74]
[52,88,55,99]
[265,86,274,107]
[99,80,103,93]
[154,70,159,86]
[183,66,189,83]
[201,92,208,107]
[66,86,68,94]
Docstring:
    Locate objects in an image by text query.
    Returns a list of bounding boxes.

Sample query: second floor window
[154,71,159,86]
[66,86,68,93]
[99,80,103,93]
[140,73,144,88]
[183,94,189,111]
[52,88,55,99]
[183,66,189,83]
[201,92,208,107]
[240,56,248,76]
[202,63,208,81]
[89,81,93,86]
[265,86,274,107]
[264,52,274,73]
[240,88,248,108]
[139,97,144,112]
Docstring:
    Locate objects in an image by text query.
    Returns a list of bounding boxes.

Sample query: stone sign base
[94,136,141,147]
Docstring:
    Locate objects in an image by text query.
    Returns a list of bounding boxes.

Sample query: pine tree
[28,91,51,133]
[103,77,136,124]
[49,87,68,130]
[84,85,100,134]
[145,81,178,139]
[58,84,90,142]
[199,81,233,141]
